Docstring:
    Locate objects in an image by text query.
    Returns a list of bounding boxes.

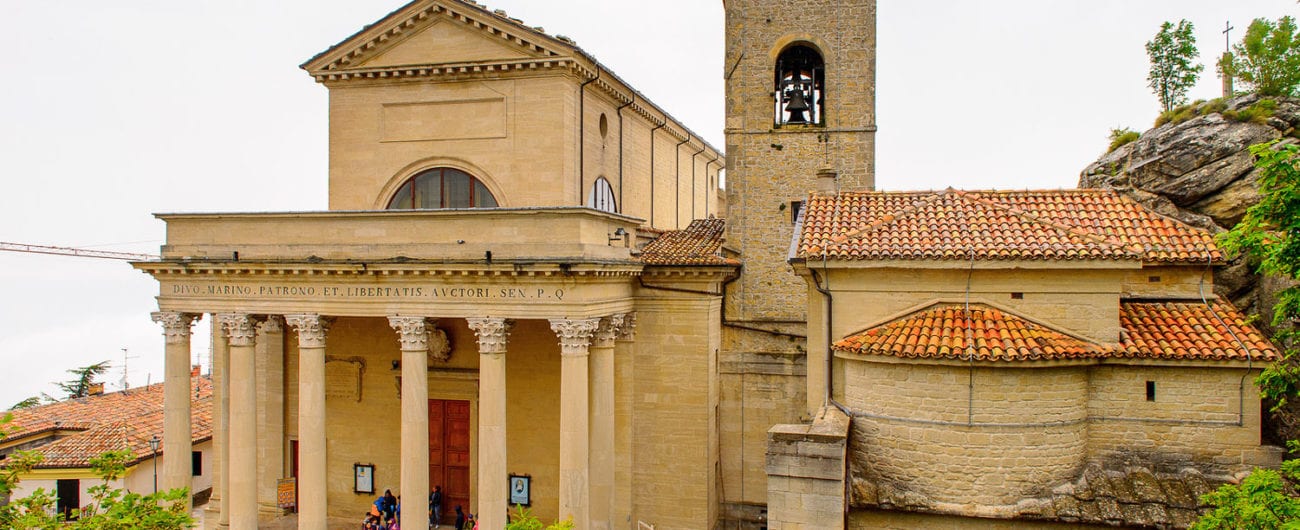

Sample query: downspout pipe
[674,134,692,229]
[690,143,708,221]
[616,95,635,212]
[703,158,718,218]
[649,120,667,227]
[810,267,850,416]
[578,67,601,205]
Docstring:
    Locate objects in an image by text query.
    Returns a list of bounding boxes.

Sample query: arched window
[775,44,825,126]
[587,177,617,213]
[386,167,498,209]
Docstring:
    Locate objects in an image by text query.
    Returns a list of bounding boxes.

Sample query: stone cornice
[136,262,644,279]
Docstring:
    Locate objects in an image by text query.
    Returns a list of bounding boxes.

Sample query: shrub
[1107,128,1141,153]
[1223,98,1277,125]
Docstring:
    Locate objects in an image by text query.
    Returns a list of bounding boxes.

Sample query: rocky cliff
[1080,95,1300,332]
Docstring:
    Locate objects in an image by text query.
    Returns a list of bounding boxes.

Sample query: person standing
[429,485,444,528]
[453,505,465,530]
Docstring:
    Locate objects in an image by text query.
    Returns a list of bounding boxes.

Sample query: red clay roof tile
[797,189,1220,264]
[640,218,738,266]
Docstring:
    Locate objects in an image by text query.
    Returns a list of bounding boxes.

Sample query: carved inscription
[324,357,365,403]
[169,283,567,301]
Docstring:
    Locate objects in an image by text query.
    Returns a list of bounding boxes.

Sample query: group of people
[362,486,476,530]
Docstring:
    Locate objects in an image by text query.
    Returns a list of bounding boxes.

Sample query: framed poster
[354,463,375,494]
[508,474,531,507]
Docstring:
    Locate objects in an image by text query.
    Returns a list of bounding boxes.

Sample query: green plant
[1223,98,1278,125]
[1195,141,1300,528]
[505,504,575,530]
[1107,127,1141,153]
[1198,98,1229,116]
[1225,16,1300,97]
[1154,102,1198,127]
[1147,19,1204,112]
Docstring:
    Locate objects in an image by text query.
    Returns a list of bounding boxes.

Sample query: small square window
[790,201,804,225]
[1146,381,1156,401]
[1010,292,1024,300]
[1149,276,1161,283]
[192,451,202,476]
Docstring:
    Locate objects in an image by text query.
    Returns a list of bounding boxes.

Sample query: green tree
[1198,141,1300,528]
[1226,16,1300,97]
[56,361,111,399]
[1147,20,1204,112]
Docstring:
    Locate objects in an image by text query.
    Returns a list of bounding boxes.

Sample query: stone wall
[844,362,1089,507]
[766,407,849,530]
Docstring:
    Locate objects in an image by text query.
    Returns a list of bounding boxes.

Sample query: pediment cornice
[302,0,571,76]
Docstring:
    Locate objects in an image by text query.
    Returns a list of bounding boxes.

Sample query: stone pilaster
[389,316,434,530]
[589,314,625,530]
[467,317,513,530]
[217,313,261,530]
[550,317,600,530]
[285,314,331,530]
[152,311,200,509]
[209,322,230,530]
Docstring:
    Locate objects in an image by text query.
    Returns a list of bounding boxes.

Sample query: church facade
[134,1,1280,529]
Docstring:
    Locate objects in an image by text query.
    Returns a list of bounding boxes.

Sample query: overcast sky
[1,0,1296,408]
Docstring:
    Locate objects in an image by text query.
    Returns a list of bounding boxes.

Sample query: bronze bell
[784,86,810,124]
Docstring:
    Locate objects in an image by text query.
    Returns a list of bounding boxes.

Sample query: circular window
[386,168,499,209]
[599,113,609,139]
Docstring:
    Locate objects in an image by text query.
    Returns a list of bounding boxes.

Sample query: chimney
[816,167,838,194]
[88,382,105,396]
[191,365,202,377]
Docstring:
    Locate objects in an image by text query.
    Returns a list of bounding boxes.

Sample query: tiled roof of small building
[833,301,1274,363]
[640,218,738,266]
[31,397,213,469]
[833,304,1103,361]
[1117,300,1278,361]
[796,189,1220,264]
[5,377,212,441]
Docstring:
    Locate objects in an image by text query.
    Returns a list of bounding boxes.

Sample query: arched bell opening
[774,44,825,126]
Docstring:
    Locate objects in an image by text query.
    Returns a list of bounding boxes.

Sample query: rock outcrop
[1080,95,1300,331]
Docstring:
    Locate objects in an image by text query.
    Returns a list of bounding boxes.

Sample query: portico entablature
[137,263,642,319]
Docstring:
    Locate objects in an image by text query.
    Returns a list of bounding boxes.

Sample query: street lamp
[148,435,161,494]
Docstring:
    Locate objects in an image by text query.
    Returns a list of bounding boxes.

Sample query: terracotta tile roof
[833,304,1103,361]
[834,301,1274,363]
[32,397,213,469]
[639,218,739,266]
[796,189,1220,264]
[1117,300,1278,362]
[5,377,212,442]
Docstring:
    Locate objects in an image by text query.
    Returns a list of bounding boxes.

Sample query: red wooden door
[429,399,471,524]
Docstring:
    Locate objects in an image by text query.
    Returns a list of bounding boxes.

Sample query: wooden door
[429,399,471,524]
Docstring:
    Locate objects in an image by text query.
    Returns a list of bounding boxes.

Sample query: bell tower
[722,0,877,326]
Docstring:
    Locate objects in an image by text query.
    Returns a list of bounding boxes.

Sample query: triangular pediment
[357,16,538,68]
[303,0,572,74]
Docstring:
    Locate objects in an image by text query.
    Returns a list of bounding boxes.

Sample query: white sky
[1,0,1296,408]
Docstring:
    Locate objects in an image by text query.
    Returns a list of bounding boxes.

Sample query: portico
[138,208,730,529]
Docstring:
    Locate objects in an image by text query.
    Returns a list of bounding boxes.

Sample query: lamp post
[148,435,161,494]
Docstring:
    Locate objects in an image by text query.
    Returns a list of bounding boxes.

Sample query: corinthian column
[217,313,261,530]
[467,317,513,530]
[285,314,331,530]
[152,311,200,509]
[550,317,600,530]
[589,315,624,530]
[389,316,434,530]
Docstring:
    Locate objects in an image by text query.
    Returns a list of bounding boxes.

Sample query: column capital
[592,314,626,349]
[258,315,284,334]
[151,312,201,345]
[467,317,514,355]
[388,316,437,351]
[285,314,332,349]
[616,312,637,342]
[217,313,262,347]
[549,318,601,357]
